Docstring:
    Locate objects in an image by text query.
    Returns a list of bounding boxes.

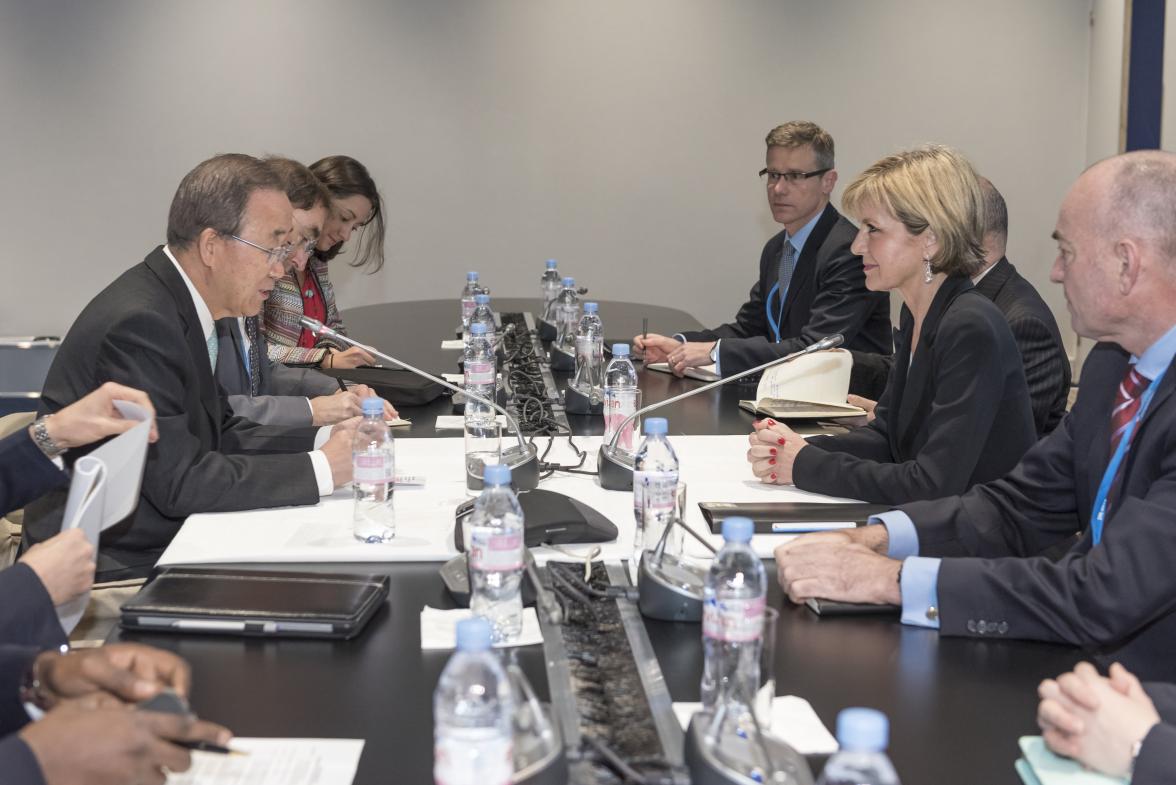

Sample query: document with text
[167,738,364,785]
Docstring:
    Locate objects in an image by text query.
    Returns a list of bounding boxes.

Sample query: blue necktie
[205,331,218,371]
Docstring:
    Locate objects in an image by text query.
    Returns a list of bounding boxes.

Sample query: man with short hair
[773,151,1176,681]
[24,154,357,580]
[635,121,891,388]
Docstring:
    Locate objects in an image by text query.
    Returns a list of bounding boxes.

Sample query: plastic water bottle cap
[483,463,511,486]
[475,293,490,305]
[469,322,487,335]
[455,617,493,652]
[583,302,598,313]
[361,396,385,416]
[612,343,630,357]
[835,708,889,751]
[644,417,668,435]
[466,271,478,280]
[721,516,754,543]
[562,277,575,287]
[546,259,557,269]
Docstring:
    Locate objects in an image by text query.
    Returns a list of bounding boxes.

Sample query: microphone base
[548,347,575,372]
[637,552,706,622]
[563,385,603,415]
[466,443,541,492]
[597,445,634,491]
[684,711,813,785]
[535,317,557,342]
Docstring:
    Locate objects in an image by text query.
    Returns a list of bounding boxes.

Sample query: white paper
[385,418,411,428]
[166,738,365,785]
[434,415,508,431]
[420,606,543,649]
[442,373,465,384]
[440,340,465,350]
[672,696,839,755]
[757,349,853,406]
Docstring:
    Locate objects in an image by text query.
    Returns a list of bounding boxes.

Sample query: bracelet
[30,416,65,459]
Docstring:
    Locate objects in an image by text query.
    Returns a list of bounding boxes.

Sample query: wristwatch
[30,415,65,459]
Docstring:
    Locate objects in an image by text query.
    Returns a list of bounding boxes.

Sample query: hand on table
[665,340,716,376]
[747,418,806,485]
[346,383,398,419]
[772,531,902,605]
[846,394,878,423]
[326,346,375,369]
[321,417,361,487]
[30,643,195,709]
[632,333,680,364]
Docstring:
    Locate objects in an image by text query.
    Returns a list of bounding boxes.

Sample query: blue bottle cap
[467,271,478,280]
[361,396,385,416]
[562,277,575,287]
[546,259,557,269]
[455,617,492,652]
[483,463,511,486]
[469,322,487,335]
[612,343,630,357]
[583,302,598,313]
[644,417,668,435]
[835,708,889,752]
[475,294,490,305]
[721,516,754,542]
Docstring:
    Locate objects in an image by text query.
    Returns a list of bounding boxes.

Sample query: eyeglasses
[759,167,831,185]
[298,236,318,255]
[228,234,294,268]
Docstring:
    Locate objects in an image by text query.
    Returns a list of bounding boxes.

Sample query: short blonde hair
[842,145,985,277]
[765,121,834,170]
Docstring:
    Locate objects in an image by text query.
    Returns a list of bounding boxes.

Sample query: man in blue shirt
[773,150,1176,681]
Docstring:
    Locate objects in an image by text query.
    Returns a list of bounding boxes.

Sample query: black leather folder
[698,501,891,534]
[120,568,390,640]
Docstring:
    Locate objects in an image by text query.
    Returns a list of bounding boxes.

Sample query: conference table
[114,298,1081,785]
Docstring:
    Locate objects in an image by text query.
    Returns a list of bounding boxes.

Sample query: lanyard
[765,282,787,344]
[1090,366,1167,545]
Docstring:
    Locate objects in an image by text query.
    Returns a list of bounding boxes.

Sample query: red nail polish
[777,438,786,445]
[770,473,777,480]
[769,458,776,465]
[769,448,777,456]
[767,419,777,426]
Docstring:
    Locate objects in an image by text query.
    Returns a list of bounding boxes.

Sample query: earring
[923,257,933,284]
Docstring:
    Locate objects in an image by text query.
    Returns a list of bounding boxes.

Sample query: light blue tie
[206,331,218,371]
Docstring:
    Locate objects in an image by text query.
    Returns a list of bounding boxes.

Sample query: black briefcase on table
[120,568,389,640]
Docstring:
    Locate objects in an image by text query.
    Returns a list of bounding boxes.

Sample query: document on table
[440,339,465,350]
[672,696,838,755]
[167,738,364,785]
[442,373,465,384]
[420,606,543,649]
[434,415,508,431]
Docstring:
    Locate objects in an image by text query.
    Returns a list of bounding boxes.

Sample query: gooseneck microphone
[299,316,541,490]
[598,334,845,490]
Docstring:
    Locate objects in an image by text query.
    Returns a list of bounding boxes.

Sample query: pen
[175,740,248,756]
[642,317,648,341]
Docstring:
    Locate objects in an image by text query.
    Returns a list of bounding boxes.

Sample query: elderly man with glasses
[634,120,892,391]
[23,154,360,582]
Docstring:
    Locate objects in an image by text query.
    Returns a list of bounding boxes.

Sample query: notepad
[739,349,866,419]
[1015,736,1129,785]
[167,738,364,785]
[646,362,721,382]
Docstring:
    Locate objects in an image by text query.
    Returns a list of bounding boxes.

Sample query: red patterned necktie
[1106,366,1150,504]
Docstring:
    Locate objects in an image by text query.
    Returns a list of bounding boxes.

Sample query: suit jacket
[972,258,1070,436]
[900,343,1176,681]
[0,433,65,518]
[679,203,892,384]
[216,317,339,426]
[23,247,321,580]
[263,258,349,365]
[1136,683,1176,783]
[0,643,41,784]
[791,275,1036,504]
[0,564,65,650]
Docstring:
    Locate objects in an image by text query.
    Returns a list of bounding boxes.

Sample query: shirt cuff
[308,451,334,496]
[304,398,314,421]
[870,511,920,559]
[712,339,721,376]
[313,426,332,449]
[671,334,687,343]
[899,556,942,629]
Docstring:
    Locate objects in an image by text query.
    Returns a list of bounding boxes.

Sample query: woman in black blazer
[746,145,1036,504]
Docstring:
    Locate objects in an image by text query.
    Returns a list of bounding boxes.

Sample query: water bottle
[552,277,581,356]
[470,293,497,350]
[352,396,395,543]
[604,343,640,453]
[460,271,480,330]
[633,417,680,559]
[433,617,514,785]
[467,465,525,643]
[540,259,561,317]
[463,322,497,403]
[700,517,766,718]
[817,708,900,785]
[571,302,604,400]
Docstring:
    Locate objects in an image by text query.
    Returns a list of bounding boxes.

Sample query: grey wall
[1,0,1094,349]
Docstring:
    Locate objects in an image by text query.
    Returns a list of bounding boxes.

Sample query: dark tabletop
[114,299,1082,785]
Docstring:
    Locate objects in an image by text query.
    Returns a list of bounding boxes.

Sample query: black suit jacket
[0,643,43,784]
[680,203,892,384]
[792,275,1036,504]
[0,564,65,650]
[23,247,321,580]
[900,342,1176,681]
[0,432,65,518]
[972,258,1070,436]
[1136,683,1176,782]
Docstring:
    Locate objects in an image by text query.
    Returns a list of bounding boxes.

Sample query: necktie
[1106,366,1150,504]
[777,239,797,301]
[205,331,218,371]
[244,316,262,396]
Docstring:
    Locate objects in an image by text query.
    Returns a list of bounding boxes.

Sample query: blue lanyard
[1090,366,1167,545]
[765,282,787,343]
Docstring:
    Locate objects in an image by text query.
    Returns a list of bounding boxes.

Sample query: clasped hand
[772,526,900,606]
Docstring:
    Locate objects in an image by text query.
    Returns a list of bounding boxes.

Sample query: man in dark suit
[849,178,1071,437]
[773,150,1176,681]
[23,154,358,581]
[633,121,891,388]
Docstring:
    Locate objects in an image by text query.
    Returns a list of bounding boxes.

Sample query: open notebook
[738,348,865,419]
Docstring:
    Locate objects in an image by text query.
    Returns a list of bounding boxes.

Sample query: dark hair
[265,156,331,212]
[310,155,386,272]
[978,176,1008,240]
[166,154,282,249]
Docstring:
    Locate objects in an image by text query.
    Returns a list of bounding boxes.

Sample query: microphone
[636,485,716,622]
[299,316,540,491]
[598,333,845,490]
